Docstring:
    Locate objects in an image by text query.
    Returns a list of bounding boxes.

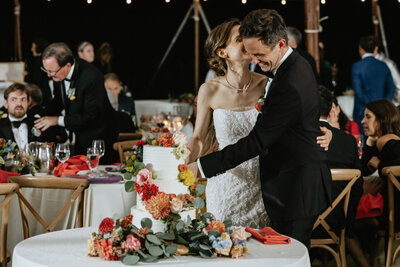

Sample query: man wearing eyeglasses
[34,42,118,164]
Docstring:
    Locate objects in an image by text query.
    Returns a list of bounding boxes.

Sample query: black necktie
[11,118,28,128]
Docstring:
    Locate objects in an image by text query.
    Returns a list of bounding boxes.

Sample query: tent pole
[376,2,389,57]
[194,0,200,93]
[13,0,22,61]
[372,0,379,37]
[304,0,319,72]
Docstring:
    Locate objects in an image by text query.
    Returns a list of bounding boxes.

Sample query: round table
[13,227,310,267]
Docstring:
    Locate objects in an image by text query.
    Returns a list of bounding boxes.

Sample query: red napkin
[54,155,89,177]
[355,193,384,219]
[245,227,291,244]
[0,169,20,183]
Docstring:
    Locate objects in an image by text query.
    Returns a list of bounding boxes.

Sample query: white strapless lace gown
[206,108,270,228]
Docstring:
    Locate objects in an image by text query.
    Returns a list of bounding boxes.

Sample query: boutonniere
[67,88,76,101]
[31,127,41,137]
[255,96,265,113]
[0,111,7,119]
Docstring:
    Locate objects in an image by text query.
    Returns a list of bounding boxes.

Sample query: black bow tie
[265,72,275,79]
[64,78,71,82]
[11,118,28,128]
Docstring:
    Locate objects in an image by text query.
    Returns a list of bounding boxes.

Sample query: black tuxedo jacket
[0,116,60,146]
[200,50,332,222]
[318,121,363,232]
[45,58,117,163]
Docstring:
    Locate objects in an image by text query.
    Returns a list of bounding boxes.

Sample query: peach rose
[122,234,141,251]
[170,197,184,214]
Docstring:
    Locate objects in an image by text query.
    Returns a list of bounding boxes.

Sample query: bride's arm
[186,84,213,164]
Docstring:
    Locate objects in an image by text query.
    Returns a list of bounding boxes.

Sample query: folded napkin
[0,169,20,183]
[245,227,291,245]
[54,155,89,177]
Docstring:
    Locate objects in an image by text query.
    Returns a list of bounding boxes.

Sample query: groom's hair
[239,9,288,48]
[318,85,333,118]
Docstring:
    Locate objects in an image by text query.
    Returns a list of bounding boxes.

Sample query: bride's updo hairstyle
[204,18,240,77]
[365,99,400,137]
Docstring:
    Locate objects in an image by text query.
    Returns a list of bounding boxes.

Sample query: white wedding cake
[131,145,195,232]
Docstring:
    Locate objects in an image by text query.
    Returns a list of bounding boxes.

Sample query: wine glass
[92,140,105,175]
[86,147,100,177]
[24,142,37,165]
[55,143,70,174]
[357,135,364,159]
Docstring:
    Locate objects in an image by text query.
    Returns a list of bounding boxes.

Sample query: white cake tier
[143,145,184,178]
[131,206,196,233]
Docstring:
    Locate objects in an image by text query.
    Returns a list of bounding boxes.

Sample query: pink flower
[136,169,153,186]
[170,197,184,214]
[122,234,141,251]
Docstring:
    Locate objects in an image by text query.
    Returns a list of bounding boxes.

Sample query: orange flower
[99,217,114,233]
[119,214,133,228]
[190,183,197,191]
[169,193,177,200]
[145,192,171,220]
[255,102,262,112]
[178,164,187,172]
[206,221,226,234]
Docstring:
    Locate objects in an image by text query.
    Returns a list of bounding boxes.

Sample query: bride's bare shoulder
[199,77,224,95]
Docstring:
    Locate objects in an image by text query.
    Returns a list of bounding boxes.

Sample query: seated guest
[316,86,365,266]
[0,83,63,150]
[327,96,360,140]
[104,73,136,116]
[77,41,95,63]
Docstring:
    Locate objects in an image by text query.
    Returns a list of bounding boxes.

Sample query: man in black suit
[0,83,61,148]
[34,42,117,164]
[193,9,332,249]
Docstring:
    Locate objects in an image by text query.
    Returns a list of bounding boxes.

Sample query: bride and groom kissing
[186,9,332,250]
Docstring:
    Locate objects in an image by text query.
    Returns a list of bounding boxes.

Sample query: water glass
[86,147,100,177]
[24,142,38,165]
[55,143,70,173]
[39,143,54,174]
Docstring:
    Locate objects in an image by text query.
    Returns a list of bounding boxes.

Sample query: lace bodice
[206,108,269,228]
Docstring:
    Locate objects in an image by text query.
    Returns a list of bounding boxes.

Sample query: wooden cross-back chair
[311,168,361,267]
[382,166,400,267]
[0,183,19,267]
[8,176,89,239]
[117,133,142,142]
[113,139,142,163]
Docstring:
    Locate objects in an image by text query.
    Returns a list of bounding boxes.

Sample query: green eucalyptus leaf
[176,221,185,232]
[136,250,146,257]
[176,235,189,245]
[148,246,164,257]
[124,172,133,180]
[141,218,152,229]
[199,244,212,250]
[194,197,205,209]
[147,234,162,245]
[190,233,206,241]
[170,213,181,221]
[199,250,213,258]
[166,243,178,255]
[195,184,206,196]
[186,215,192,225]
[141,255,158,263]
[207,228,221,237]
[134,161,145,171]
[125,181,135,192]
[121,255,140,265]
[162,232,175,241]
[223,219,232,228]
[155,232,164,239]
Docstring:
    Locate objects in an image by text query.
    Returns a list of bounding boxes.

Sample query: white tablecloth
[13,227,310,267]
[0,168,136,263]
[337,95,354,121]
[134,100,193,123]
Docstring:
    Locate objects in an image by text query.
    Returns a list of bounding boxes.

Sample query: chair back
[382,166,400,267]
[113,139,141,163]
[0,183,19,267]
[117,133,142,142]
[7,176,89,239]
[311,168,361,267]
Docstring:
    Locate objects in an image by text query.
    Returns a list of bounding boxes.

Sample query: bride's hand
[187,162,202,178]
[317,126,332,151]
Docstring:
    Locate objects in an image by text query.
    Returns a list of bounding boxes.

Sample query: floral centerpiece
[0,138,33,174]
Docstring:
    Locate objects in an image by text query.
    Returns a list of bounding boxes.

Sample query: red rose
[99,217,114,233]
[255,103,262,112]
[135,140,145,147]
[134,183,143,194]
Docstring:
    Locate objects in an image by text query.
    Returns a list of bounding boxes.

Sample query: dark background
[1,0,399,99]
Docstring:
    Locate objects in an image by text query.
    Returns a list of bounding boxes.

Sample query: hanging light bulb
[321,0,326,4]
[126,0,132,4]
[87,0,92,4]
[165,0,170,3]
[242,0,247,4]
[361,0,365,2]
[281,0,286,5]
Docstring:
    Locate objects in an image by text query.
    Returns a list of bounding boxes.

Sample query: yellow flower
[130,154,136,161]
[178,169,195,186]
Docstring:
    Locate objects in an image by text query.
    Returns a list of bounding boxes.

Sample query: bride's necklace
[225,75,252,92]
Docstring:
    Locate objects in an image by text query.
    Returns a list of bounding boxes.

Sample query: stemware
[92,140,105,175]
[24,142,38,165]
[86,147,100,177]
[55,143,70,174]
[357,135,364,159]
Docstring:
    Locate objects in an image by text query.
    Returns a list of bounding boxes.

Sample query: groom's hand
[317,126,332,151]
[188,162,202,178]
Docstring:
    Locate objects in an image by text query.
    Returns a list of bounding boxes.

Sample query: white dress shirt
[58,63,75,127]
[197,47,293,178]
[9,114,28,151]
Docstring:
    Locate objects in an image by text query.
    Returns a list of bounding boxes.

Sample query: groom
[193,9,332,249]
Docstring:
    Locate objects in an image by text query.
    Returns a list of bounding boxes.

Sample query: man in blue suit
[352,35,394,135]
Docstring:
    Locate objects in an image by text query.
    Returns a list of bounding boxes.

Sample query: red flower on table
[97,239,121,261]
[135,140,145,147]
[99,217,114,233]
[157,133,175,147]
[134,183,143,194]
[119,214,133,228]
[141,183,159,202]
[206,221,226,234]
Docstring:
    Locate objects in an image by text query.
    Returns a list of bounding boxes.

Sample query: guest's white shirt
[58,64,75,127]
[9,114,28,151]
[197,47,293,178]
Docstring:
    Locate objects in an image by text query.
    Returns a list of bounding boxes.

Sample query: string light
[321,0,326,4]
[165,0,170,3]
[242,0,247,4]
[361,0,365,2]
[126,0,132,4]
[87,0,92,4]
[281,0,286,5]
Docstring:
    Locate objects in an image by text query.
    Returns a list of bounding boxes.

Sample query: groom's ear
[216,48,227,59]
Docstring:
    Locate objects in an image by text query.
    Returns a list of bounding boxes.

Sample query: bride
[186,19,270,228]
